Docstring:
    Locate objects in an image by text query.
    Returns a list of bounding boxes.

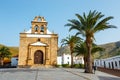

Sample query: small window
[67,57,69,59]
[115,61,117,67]
[109,62,111,68]
[111,62,114,69]
[119,61,120,66]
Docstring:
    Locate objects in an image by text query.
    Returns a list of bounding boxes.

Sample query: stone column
[28,47,31,59]
[45,47,49,65]
[27,45,32,65]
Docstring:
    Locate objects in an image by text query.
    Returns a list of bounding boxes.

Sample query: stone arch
[34,25,39,32]
[34,50,43,64]
[38,17,41,21]
[40,25,44,33]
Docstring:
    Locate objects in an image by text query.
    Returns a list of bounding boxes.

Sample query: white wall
[57,53,84,65]
[57,56,62,65]
[73,56,84,64]
[11,57,18,66]
[62,54,71,65]
[94,55,120,69]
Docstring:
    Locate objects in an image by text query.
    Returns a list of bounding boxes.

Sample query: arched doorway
[34,50,43,64]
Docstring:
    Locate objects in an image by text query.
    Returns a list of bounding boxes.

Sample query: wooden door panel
[34,50,43,64]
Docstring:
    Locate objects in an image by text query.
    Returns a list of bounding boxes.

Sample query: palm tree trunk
[71,52,73,68]
[70,46,74,68]
[85,40,93,73]
[0,58,4,66]
[84,56,88,73]
[88,44,92,73]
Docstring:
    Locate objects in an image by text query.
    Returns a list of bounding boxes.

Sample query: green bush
[73,64,79,68]
[73,64,84,68]
[62,64,70,68]
[79,64,84,68]
[55,64,61,67]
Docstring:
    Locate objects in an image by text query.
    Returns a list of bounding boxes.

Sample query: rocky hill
[58,41,120,59]
[58,46,70,56]
[94,41,120,59]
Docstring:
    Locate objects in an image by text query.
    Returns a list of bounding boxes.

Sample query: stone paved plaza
[0,68,120,80]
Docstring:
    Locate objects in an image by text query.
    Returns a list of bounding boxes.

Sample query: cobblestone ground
[0,68,86,80]
[64,68,120,80]
[0,68,120,80]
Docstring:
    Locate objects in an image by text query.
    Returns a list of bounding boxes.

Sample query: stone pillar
[28,47,31,59]
[45,47,49,65]
[27,45,32,65]
[44,25,47,34]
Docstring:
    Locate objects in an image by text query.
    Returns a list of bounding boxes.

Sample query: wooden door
[34,50,43,64]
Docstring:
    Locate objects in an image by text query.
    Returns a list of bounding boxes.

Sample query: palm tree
[65,10,116,73]
[74,42,104,72]
[61,35,82,68]
[74,42,87,71]
[0,46,11,66]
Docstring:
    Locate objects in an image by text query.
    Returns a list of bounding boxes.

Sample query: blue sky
[0,0,120,47]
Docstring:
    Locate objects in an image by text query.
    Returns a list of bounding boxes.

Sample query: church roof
[25,29,31,33]
[30,41,47,46]
[47,29,52,34]
[25,29,52,34]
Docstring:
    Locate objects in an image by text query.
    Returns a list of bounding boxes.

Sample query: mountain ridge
[58,41,120,59]
[94,40,120,59]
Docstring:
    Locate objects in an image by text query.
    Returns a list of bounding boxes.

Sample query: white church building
[94,55,120,70]
[57,53,84,65]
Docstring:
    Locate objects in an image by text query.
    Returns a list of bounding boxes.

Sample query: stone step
[31,64,53,69]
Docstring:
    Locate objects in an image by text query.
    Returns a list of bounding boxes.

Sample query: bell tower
[31,16,47,34]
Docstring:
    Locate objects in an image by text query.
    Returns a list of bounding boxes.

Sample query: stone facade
[18,16,58,67]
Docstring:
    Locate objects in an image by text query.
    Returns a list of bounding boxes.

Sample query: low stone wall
[98,67,120,77]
